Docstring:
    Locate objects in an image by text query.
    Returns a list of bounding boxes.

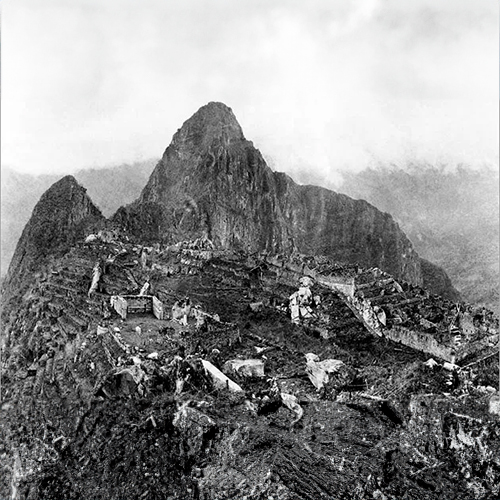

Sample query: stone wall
[385,326,456,362]
[317,275,355,298]
[261,254,497,363]
[111,296,128,320]
[265,256,356,297]
[455,333,499,363]
[346,295,384,337]
[152,296,165,320]
[125,296,153,314]
[110,295,166,320]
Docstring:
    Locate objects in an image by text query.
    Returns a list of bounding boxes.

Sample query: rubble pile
[1,235,499,500]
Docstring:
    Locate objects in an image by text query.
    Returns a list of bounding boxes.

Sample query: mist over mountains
[2,101,499,499]
[338,164,499,312]
[1,126,497,310]
[111,102,425,289]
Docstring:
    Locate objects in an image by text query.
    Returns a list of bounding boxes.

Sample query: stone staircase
[11,247,109,406]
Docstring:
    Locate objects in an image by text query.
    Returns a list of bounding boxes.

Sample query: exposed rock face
[5,175,104,291]
[339,166,498,310]
[0,104,495,500]
[420,258,461,302]
[273,175,422,284]
[114,102,422,286]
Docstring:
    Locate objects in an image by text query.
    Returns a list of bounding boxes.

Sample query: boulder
[280,392,303,425]
[249,302,264,312]
[424,358,439,368]
[222,359,265,378]
[305,353,353,394]
[113,365,147,395]
[85,234,98,243]
[489,394,500,416]
[173,402,216,457]
[173,402,215,432]
[201,359,243,393]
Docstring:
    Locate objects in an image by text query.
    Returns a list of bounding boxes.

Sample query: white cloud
[2,0,498,181]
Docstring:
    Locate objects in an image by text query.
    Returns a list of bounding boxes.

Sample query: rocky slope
[1,232,498,500]
[1,105,460,299]
[113,102,430,290]
[1,169,59,276]
[5,102,495,499]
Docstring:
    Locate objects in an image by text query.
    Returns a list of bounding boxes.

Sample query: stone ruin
[110,294,166,321]
[263,253,499,364]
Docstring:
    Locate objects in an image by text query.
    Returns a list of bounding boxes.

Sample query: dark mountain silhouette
[113,102,430,289]
[3,103,460,301]
[4,175,104,291]
[1,211,497,500]
[3,103,499,500]
[1,168,59,276]
[1,160,156,276]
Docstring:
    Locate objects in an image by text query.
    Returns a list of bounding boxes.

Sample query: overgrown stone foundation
[262,253,498,363]
[111,295,166,320]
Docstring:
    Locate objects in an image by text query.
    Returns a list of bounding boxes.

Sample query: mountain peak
[172,101,245,150]
[5,175,104,289]
[35,175,95,215]
[192,101,240,127]
[115,102,459,297]
[54,174,79,186]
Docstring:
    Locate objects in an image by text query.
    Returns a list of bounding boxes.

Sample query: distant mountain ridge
[3,103,498,500]
[339,165,499,311]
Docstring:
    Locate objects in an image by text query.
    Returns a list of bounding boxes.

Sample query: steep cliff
[273,173,422,286]
[420,258,461,303]
[4,175,104,292]
[114,102,422,286]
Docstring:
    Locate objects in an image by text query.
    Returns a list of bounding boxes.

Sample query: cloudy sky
[2,0,498,185]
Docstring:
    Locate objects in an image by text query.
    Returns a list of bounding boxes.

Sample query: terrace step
[60,268,90,279]
[386,297,424,310]
[51,276,86,289]
[356,278,394,290]
[368,292,405,305]
[73,306,97,322]
[42,282,80,296]
[84,296,105,307]
[64,311,89,329]
[57,315,84,335]
[21,377,35,400]
[63,258,95,271]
